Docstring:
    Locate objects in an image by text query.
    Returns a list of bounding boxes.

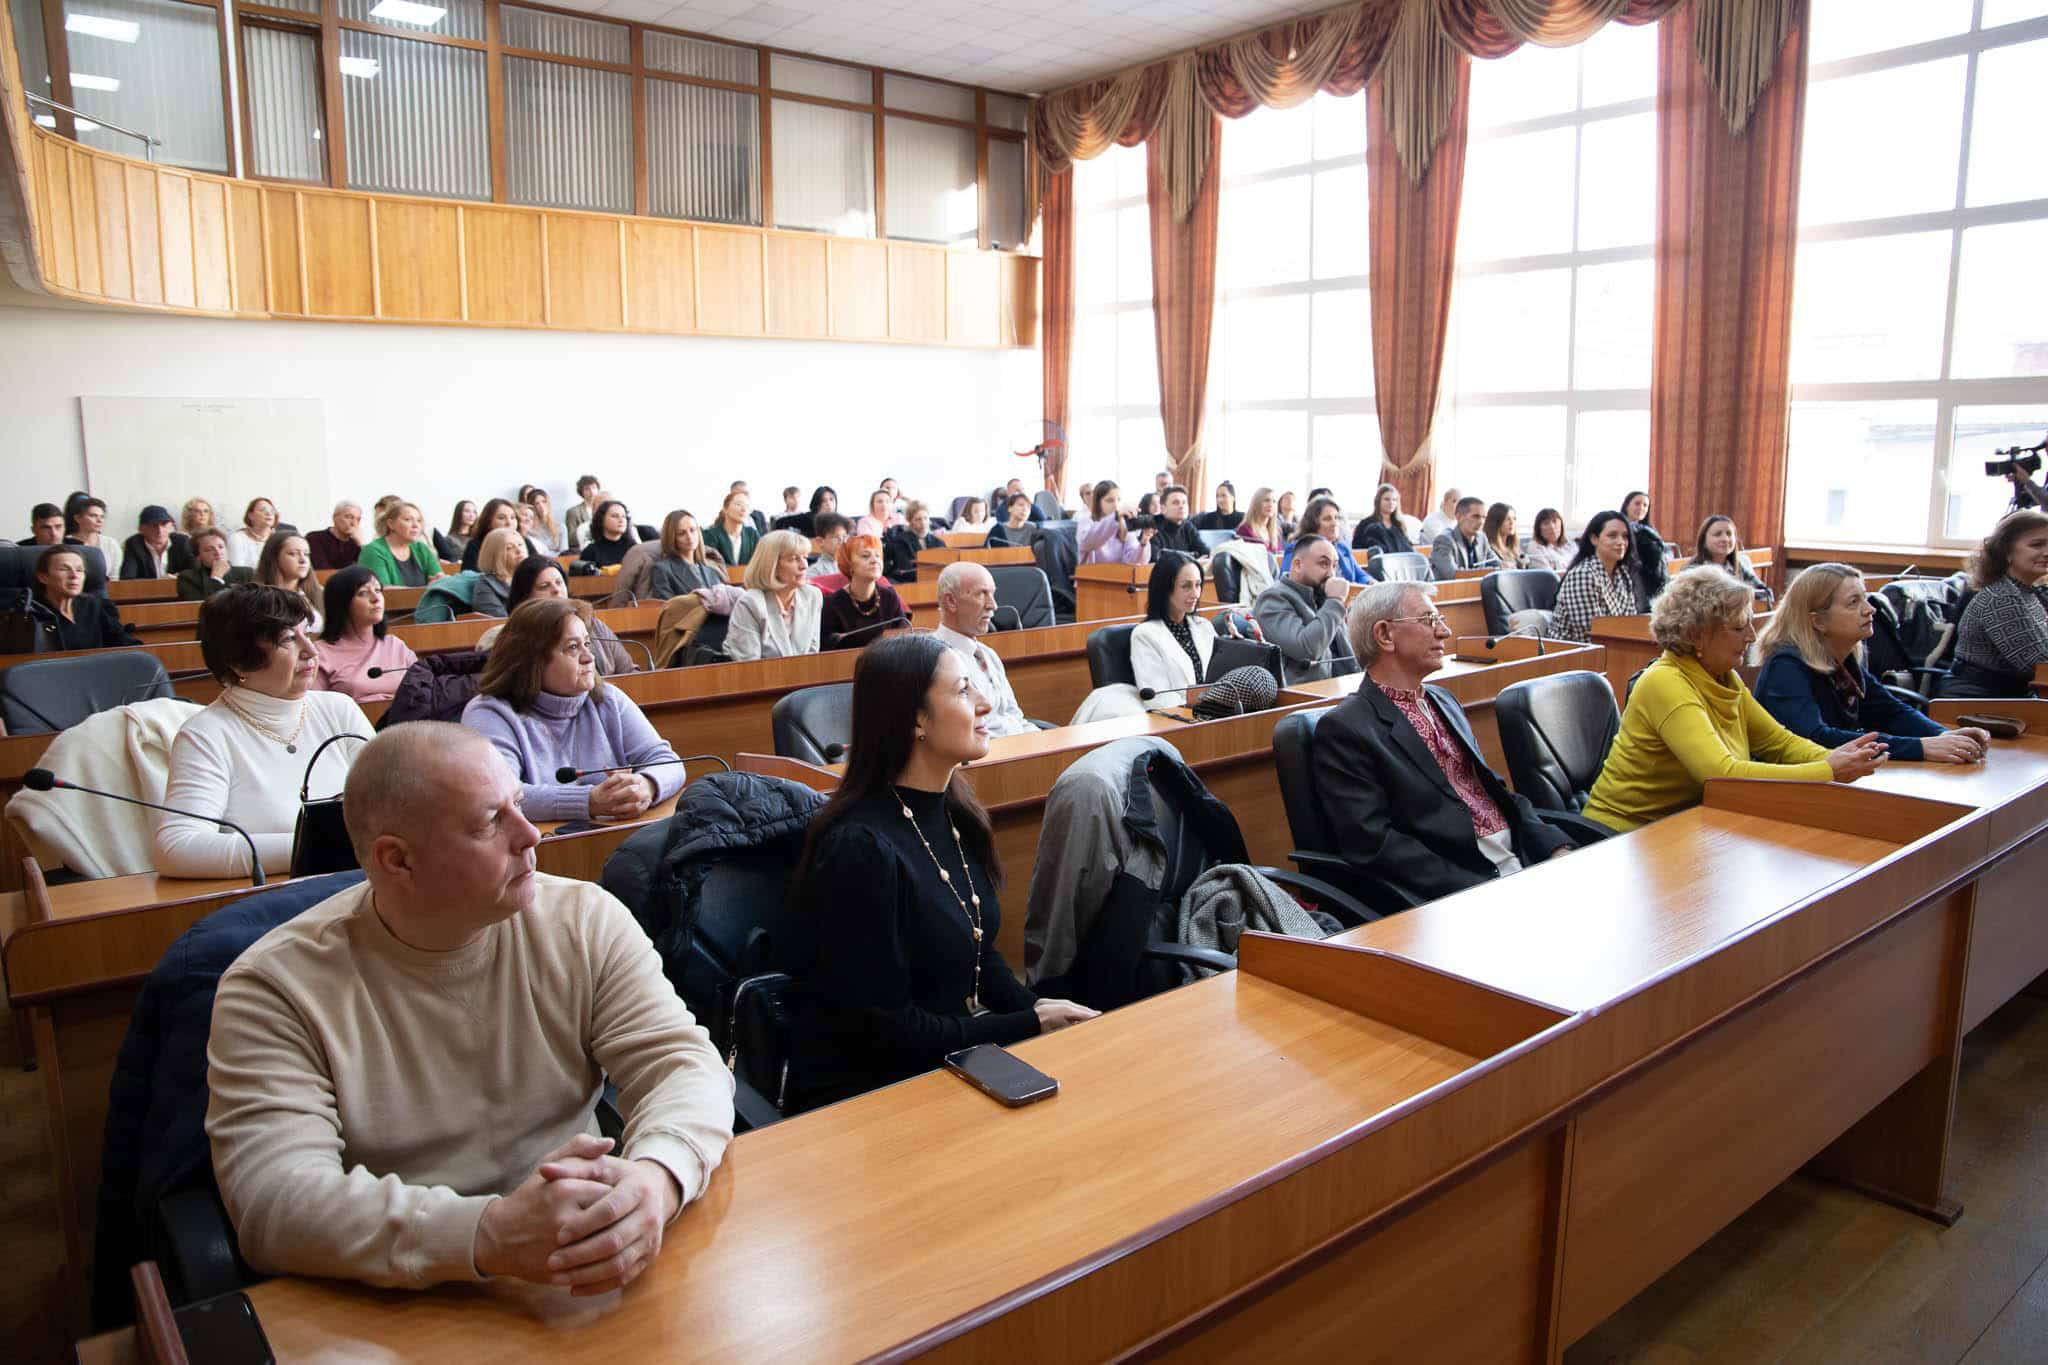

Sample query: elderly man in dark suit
[119,504,195,580]
[1313,581,1571,907]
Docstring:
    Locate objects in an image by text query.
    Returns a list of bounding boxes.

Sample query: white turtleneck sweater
[155,687,375,877]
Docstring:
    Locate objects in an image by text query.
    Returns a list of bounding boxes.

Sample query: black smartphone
[944,1043,1058,1107]
[175,1291,275,1365]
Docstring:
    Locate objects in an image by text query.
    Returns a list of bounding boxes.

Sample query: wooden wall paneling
[945,247,999,346]
[1959,834,2048,1031]
[228,184,266,312]
[694,227,765,335]
[260,188,302,314]
[623,220,696,333]
[122,164,164,304]
[65,147,101,297]
[764,232,828,337]
[156,172,197,309]
[189,179,232,311]
[92,155,132,300]
[545,215,627,331]
[373,200,464,322]
[888,242,945,342]
[1002,252,1039,347]
[827,236,887,339]
[38,138,76,290]
[297,193,374,316]
[462,207,546,325]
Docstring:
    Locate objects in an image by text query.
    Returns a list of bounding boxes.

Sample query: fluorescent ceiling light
[65,14,140,42]
[70,73,121,92]
[338,56,381,79]
[368,0,446,26]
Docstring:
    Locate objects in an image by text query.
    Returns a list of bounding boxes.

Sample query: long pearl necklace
[221,686,308,754]
[894,787,985,1015]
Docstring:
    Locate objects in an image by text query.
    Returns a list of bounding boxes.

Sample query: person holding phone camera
[1079,480,1155,565]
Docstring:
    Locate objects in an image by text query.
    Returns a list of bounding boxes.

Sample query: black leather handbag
[290,733,371,877]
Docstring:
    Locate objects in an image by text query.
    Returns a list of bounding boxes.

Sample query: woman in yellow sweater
[1582,566,1889,832]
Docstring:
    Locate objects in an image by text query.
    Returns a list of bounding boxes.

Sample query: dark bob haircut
[320,565,387,644]
[200,584,315,684]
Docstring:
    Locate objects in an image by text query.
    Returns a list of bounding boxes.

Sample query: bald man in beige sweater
[205,722,733,1294]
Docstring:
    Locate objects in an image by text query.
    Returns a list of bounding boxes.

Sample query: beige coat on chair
[6,697,196,878]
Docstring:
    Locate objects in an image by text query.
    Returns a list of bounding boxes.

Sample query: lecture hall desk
[162,725,2048,1361]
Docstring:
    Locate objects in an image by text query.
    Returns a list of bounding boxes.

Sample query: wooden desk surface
[916,545,1035,567]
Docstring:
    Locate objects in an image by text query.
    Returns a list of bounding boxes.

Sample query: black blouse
[1353,520,1413,557]
[797,787,1037,1102]
[33,590,140,650]
[583,533,635,568]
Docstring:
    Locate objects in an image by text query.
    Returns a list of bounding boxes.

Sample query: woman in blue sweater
[1752,563,1988,764]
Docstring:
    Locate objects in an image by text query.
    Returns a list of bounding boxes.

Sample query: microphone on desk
[22,767,267,884]
[821,743,848,763]
[615,637,656,672]
[552,754,731,783]
[834,615,913,645]
[1483,633,1547,655]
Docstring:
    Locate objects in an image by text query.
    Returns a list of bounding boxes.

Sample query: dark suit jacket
[1313,676,1570,906]
[119,532,195,580]
[175,565,254,601]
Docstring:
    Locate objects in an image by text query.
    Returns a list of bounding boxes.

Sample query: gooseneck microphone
[1483,633,1548,655]
[821,743,848,763]
[552,754,733,783]
[23,767,267,884]
[833,614,912,645]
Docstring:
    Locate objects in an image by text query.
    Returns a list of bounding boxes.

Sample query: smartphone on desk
[945,1043,1058,1107]
[176,1290,275,1364]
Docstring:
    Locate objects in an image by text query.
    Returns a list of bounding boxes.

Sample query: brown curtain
[1368,54,1472,512]
[1147,109,1223,501]
[1648,3,1808,570]
[1040,169,1076,497]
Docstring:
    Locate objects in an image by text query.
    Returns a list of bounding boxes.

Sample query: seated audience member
[435,500,479,564]
[780,486,837,539]
[1943,509,2048,698]
[478,558,634,675]
[1255,536,1357,683]
[30,546,140,649]
[1151,485,1208,559]
[255,530,322,632]
[464,598,685,822]
[1429,496,1502,580]
[853,489,903,540]
[731,479,769,534]
[821,534,906,651]
[120,504,194,579]
[1154,471,1173,499]
[21,501,65,546]
[1280,498,1371,585]
[1130,553,1242,708]
[1693,515,1771,604]
[1194,482,1243,532]
[1582,567,1887,833]
[1136,492,1159,517]
[1005,477,1046,522]
[177,528,254,600]
[985,493,1037,547]
[780,485,802,518]
[156,586,373,876]
[1524,507,1572,573]
[883,501,944,582]
[1419,488,1459,543]
[180,498,215,541]
[1352,484,1413,559]
[1235,486,1285,555]
[934,561,1035,737]
[1276,491,1299,539]
[806,514,853,593]
[952,497,993,535]
[1315,582,1573,901]
[205,720,732,1291]
[359,500,442,588]
[627,508,723,600]
[306,502,364,571]
[64,492,119,566]
[225,497,278,570]
[726,529,822,662]
[1621,488,1670,599]
[1074,482,1096,530]
[523,488,563,555]
[315,567,418,705]
[563,474,603,551]
[1079,481,1154,566]
[1483,503,1526,570]
[516,502,545,554]
[1307,487,1353,545]
[794,634,1095,1103]
[702,489,760,569]
[460,499,544,573]
[582,499,639,570]
[470,528,530,617]
[1551,511,1649,644]
[1754,563,1988,764]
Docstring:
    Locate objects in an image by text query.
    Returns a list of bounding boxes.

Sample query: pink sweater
[315,630,419,703]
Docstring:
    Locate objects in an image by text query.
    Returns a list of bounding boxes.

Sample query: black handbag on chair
[290,733,371,877]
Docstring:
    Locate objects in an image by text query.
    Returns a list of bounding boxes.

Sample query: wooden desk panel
[1074,563,1218,624]
[916,545,1034,568]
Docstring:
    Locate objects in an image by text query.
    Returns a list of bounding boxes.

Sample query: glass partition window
[648,80,759,226]
[242,24,325,183]
[60,0,227,172]
[505,57,631,213]
[340,30,489,200]
[771,100,873,237]
[884,117,976,246]
[986,138,1030,251]
[338,0,484,42]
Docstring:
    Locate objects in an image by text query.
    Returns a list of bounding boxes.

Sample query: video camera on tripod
[1987,432,2046,510]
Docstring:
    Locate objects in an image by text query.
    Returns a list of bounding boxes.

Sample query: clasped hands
[473,1134,681,1296]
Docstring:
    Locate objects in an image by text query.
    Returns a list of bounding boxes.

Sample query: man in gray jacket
[1252,536,1355,683]
[1429,496,1500,580]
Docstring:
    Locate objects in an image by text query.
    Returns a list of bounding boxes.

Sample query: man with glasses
[1312,582,1571,907]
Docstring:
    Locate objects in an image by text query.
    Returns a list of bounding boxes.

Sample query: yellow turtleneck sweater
[1583,651,1834,833]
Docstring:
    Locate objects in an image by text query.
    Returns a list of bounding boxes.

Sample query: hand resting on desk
[474,1134,682,1296]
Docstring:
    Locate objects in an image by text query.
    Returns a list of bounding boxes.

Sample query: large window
[1436,21,1658,532]
[1069,141,1164,498]
[56,0,229,172]
[1784,2,2048,549]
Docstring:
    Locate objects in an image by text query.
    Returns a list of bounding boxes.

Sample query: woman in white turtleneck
[156,585,374,878]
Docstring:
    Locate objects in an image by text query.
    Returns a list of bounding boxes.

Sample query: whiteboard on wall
[79,396,332,541]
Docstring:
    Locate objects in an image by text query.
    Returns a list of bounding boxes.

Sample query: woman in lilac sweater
[1078,480,1154,566]
[462,597,685,822]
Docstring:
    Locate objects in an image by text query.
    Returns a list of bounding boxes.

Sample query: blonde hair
[479,526,526,579]
[1755,562,1861,673]
[745,529,809,592]
[1244,486,1281,543]
[376,500,422,539]
[661,509,706,564]
[180,498,214,536]
[1650,565,1755,655]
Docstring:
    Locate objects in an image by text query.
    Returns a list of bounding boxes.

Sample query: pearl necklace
[894,787,985,1015]
[221,686,308,754]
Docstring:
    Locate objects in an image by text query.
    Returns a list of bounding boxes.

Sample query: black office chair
[1368,550,1431,583]
[989,564,1056,630]
[1033,491,1065,522]
[1479,569,1561,638]
[1029,521,1079,622]
[1495,672,1622,835]
[1209,551,1244,606]
[1865,595,1947,703]
[0,651,177,733]
[771,682,854,764]
[1085,622,1139,689]
[949,495,975,522]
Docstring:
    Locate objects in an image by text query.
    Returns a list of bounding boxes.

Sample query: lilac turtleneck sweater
[462,685,685,821]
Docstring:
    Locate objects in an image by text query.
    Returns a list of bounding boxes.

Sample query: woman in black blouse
[582,499,638,568]
[31,546,140,649]
[1351,482,1414,559]
[794,634,1096,1103]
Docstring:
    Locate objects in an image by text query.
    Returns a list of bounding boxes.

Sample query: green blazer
[703,521,760,568]
[357,536,442,587]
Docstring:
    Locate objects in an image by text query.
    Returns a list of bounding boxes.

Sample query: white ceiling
[564,0,1323,94]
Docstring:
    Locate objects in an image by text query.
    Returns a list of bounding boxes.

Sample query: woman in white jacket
[1130,552,1223,709]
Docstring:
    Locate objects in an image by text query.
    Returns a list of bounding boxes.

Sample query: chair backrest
[1033,491,1065,521]
[771,682,855,764]
[1086,622,1139,689]
[0,651,175,733]
[949,495,974,522]
[1197,528,1234,553]
[1495,670,1619,814]
[1370,551,1431,583]
[1881,580,1949,663]
[1479,569,1562,637]
[1209,551,1243,605]
[0,542,110,598]
[1271,710,1340,859]
[989,564,1055,630]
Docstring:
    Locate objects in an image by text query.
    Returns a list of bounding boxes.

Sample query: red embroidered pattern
[1381,685,1508,838]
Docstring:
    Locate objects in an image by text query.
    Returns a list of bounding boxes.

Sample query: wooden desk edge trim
[1238,929,1575,1022]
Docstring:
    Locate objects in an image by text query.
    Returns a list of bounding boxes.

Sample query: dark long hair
[506,553,565,610]
[1532,507,1566,547]
[798,634,1001,887]
[1693,514,1739,566]
[1569,510,1637,572]
[1621,490,1651,525]
[1145,552,1202,621]
[320,565,385,643]
[591,500,630,545]
[809,485,838,516]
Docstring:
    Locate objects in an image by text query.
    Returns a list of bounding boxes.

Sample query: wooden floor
[2,995,2044,1364]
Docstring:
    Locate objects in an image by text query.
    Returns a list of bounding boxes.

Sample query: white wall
[0,301,1042,538]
